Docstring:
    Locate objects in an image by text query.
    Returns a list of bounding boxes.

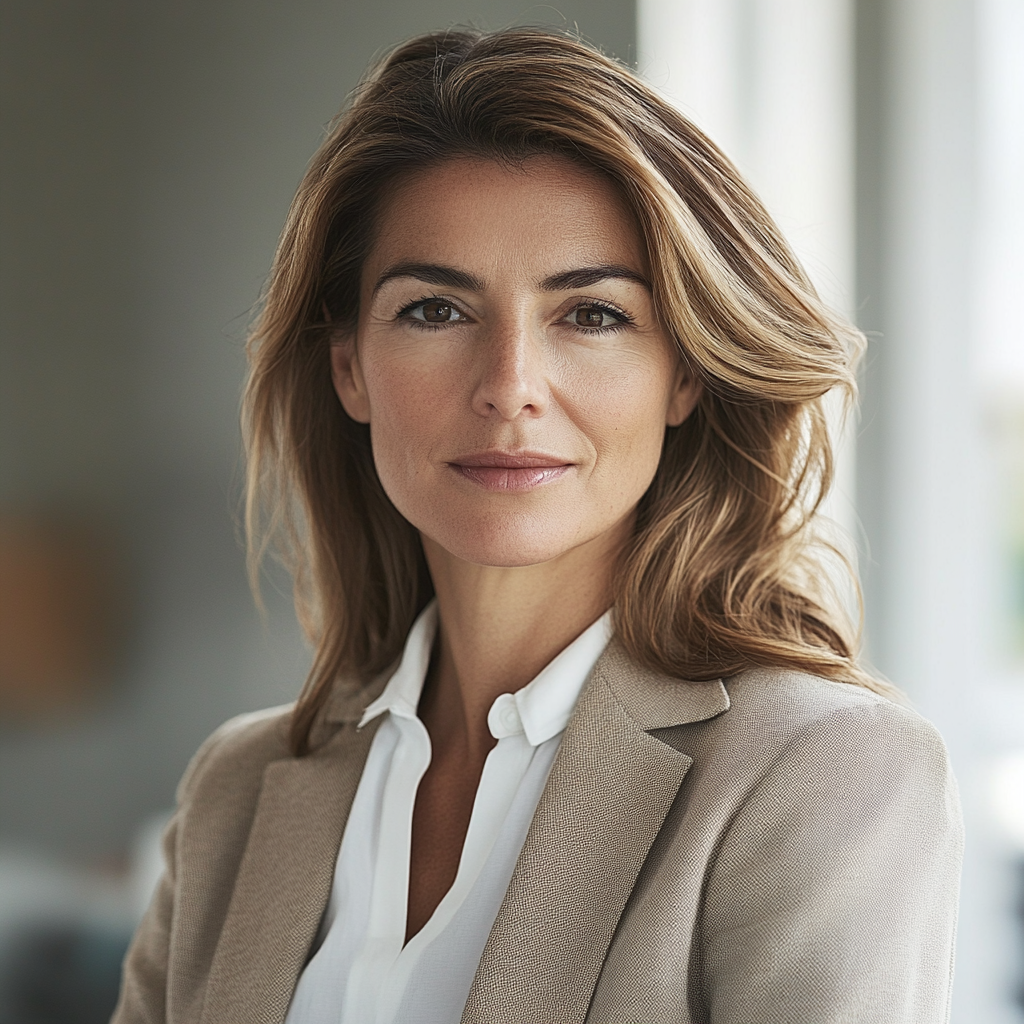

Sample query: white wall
[637,0,858,541]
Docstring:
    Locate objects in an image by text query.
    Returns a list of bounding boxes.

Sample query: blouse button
[488,693,522,737]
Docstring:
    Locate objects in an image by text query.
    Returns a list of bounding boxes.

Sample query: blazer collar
[592,640,730,730]
[198,648,409,1020]
[320,664,395,727]
[198,716,383,1024]
[462,642,729,1023]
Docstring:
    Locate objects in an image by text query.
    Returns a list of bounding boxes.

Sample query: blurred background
[0,0,1020,1019]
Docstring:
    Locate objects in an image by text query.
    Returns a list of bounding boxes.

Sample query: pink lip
[448,450,574,492]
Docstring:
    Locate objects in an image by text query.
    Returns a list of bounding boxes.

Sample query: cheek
[568,357,674,478]
[360,352,456,486]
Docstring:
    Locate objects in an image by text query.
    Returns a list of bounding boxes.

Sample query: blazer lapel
[199,715,383,1024]
[462,644,729,1024]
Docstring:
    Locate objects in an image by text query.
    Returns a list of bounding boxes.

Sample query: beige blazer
[112,644,962,1024]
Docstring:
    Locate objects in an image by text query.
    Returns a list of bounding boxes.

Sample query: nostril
[472,360,549,419]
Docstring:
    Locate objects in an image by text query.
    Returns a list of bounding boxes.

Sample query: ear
[666,359,703,427]
[329,334,372,424]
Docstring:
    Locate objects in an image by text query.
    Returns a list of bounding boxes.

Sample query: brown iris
[421,299,454,322]
[574,305,608,327]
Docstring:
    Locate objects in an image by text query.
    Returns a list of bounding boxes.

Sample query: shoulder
[677,669,963,909]
[686,668,961,838]
[679,671,963,1022]
[722,666,951,768]
[176,704,295,806]
[662,665,959,818]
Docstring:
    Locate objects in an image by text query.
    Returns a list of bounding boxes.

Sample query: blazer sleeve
[111,729,223,1024]
[696,699,963,1024]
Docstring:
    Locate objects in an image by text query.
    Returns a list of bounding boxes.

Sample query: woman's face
[331,155,700,568]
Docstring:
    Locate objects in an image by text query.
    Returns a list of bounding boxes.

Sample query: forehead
[364,155,647,282]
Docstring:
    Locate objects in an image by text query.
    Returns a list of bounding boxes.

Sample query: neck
[418,523,626,762]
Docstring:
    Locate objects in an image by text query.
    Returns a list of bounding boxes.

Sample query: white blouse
[284,602,613,1024]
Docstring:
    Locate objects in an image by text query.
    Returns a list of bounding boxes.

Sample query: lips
[448,450,573,492]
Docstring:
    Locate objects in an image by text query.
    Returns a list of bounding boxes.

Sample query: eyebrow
[371,261,651,297]
[540,264,651,292]
[372,262,483,297]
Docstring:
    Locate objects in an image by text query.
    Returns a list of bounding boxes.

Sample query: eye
[566,303,632,331]
[418,299,455,323]
[399,297,469,325]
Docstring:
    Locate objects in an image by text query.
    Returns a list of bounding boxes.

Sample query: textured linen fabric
[112,644,963,1024]
[283,604,612,1024]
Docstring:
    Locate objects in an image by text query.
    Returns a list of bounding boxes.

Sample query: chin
[423,508,586,568]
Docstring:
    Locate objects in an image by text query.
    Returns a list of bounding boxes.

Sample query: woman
[113,27,962,1024]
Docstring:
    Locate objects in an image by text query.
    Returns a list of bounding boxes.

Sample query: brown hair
[244,26,890,756]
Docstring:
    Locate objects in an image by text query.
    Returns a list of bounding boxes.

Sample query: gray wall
[0,0,635,862]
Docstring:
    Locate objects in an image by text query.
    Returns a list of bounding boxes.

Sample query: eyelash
[393,295,465,331]
[393,295,637,334]
[570,299,636,333]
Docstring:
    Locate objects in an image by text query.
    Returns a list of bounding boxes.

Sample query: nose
[470,316,550,420]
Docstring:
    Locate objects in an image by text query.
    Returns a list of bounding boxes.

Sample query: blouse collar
[358,600,613,747]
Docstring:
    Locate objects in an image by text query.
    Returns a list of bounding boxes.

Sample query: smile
[447,451,574,492]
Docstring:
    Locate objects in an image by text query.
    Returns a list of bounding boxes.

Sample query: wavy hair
[243,27,890,755]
